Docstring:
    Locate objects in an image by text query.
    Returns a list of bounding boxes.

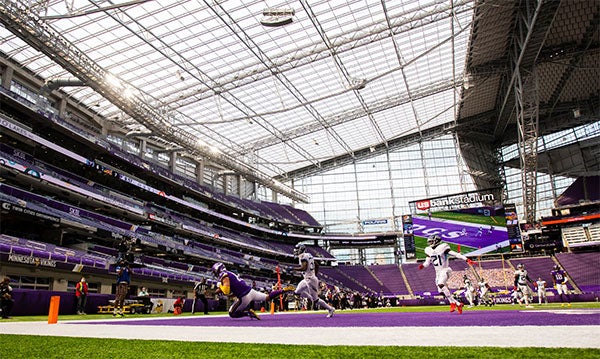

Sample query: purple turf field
[82,309,600,328]
[2,308,598,347]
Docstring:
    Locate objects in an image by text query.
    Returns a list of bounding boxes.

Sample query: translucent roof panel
[1,0,474,178]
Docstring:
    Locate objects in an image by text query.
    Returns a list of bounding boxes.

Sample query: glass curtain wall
[276,122,598,263]
[291,134,476,264]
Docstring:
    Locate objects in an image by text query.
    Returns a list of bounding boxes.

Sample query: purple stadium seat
[32,249,49,259]
[11,246,32,256]
[51,252,67,261]
[66,256,80,264]
[0,243,12,252]
[81,258,95,266]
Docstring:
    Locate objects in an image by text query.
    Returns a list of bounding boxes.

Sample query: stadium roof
[1,0,598,200]
[1,0,474,195]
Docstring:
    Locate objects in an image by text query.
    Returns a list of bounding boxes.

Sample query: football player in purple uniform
[212,262,293,320]
[551,265,571,307]
[419,234,476,314]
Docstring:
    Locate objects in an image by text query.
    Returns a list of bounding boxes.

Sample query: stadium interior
[0,0,598,316]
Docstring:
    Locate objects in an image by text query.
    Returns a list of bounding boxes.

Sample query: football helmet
[211,262,226,277]
[427,234,442,248]
[553,265,559,270]
[293,243,306,256]
[517,263,524,270]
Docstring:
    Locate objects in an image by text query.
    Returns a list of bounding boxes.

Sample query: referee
[192,278,209,315]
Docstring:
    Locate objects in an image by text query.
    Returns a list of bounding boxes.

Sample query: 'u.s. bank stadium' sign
[409,188,501,212]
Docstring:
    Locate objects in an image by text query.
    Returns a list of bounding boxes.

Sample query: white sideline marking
[0,321,598,348]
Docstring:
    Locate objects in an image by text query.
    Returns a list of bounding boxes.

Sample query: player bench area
[97,299,153,314]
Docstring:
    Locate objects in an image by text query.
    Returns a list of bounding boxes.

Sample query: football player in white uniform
[292,244,335,318]
[419,235,475,314]
[535,277,548,305]
[478,277,494,306]
[514,263,535,308]
[462,275,476,307]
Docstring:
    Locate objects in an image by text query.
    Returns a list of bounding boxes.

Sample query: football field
[0,304,598,351]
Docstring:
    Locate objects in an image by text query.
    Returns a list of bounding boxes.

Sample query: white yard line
[0,320,598,348]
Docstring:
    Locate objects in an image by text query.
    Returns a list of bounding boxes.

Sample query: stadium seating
[0,183,288,273]
[319,267,368,293]
[335,265,388,294]
[507,256,556,287]
[400,262,437,296]
[556,252,600,293]
[0,88,323,231]
[368,264,410,296]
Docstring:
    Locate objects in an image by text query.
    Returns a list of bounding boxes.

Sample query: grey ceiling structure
[1,0,598,213]
[456,0,599,222]
[504,136,600,178]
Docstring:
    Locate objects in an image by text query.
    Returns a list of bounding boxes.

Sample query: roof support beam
[244,77,461,152]
[512,0,545,224]
[207,0,325,167]
[275,122,457,180]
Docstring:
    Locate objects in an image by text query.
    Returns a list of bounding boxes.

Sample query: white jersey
[515,269,530,286]
[464,278,475,292]
[298,252,316,279]
[536,279,546,291]
[479,280,489,293]
[423,243,467,271]
[295,252,329,307]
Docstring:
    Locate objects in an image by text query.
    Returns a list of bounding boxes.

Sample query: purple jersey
[218,270,251,298]
[551,269,568,284]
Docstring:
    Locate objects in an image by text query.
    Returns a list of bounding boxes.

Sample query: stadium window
[171,289,187,298]
[9,275,51,290]
[148,288,167,297]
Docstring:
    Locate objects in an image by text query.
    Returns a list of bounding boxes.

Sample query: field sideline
[0,303,598,358]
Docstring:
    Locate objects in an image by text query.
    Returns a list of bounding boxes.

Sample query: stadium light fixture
[209,146,221,155]
[349,78,367,90]
[105,72,123,89]
[260,7,295,27]
[123,87,136,100]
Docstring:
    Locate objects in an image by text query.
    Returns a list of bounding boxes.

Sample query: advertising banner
[402,214,416,259]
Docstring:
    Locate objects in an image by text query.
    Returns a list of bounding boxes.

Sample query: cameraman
[113,259,131,317]
[0,276,14,319]
[117,237,133,263]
